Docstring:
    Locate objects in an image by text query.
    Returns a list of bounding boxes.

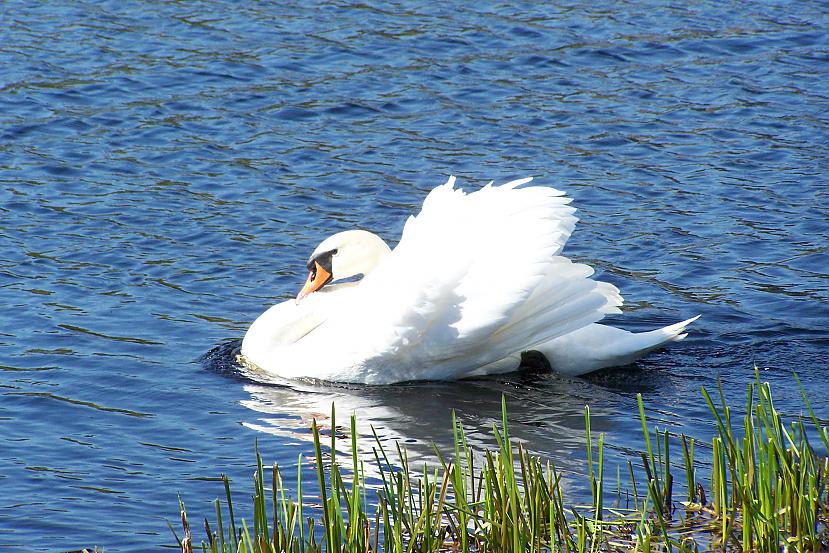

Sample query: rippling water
[2,1,828,550]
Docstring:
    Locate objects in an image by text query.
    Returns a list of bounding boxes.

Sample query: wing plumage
[296,176,623,382]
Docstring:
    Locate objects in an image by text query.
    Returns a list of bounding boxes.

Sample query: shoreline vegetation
[173,370,829,552]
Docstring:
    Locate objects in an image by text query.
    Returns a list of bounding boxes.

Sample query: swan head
[296,229,391,302]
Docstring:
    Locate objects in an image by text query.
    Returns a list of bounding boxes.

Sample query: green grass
[173,370,829,552]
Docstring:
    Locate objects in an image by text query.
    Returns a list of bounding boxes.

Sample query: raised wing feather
[295,176,621,382]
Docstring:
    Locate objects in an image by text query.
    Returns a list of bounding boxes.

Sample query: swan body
[241,177,697,384]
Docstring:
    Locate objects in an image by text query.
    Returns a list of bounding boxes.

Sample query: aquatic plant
[172,370,829,552]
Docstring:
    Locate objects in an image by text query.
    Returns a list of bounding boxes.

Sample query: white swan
[240,176,698,384]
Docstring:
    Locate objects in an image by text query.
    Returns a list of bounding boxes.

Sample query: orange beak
[296,261,332,303]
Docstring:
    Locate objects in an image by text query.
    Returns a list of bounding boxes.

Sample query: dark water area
[2,1,828,550]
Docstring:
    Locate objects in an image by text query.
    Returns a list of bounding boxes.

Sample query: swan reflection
[235,365,628,494]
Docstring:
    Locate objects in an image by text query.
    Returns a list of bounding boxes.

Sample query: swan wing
[299,177,622,383]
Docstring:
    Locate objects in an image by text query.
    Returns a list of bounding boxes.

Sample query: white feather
[240,177,697,384]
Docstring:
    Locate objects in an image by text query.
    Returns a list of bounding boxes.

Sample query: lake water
[2,1,828,550]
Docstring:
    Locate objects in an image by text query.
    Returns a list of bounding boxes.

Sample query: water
[1,0,828,549]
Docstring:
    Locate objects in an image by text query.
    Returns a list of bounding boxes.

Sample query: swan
[240,176,698,384]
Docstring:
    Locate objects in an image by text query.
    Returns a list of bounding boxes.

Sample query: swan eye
[331,249,338,256]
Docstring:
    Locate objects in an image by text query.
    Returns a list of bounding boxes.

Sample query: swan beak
[296,262,331,303]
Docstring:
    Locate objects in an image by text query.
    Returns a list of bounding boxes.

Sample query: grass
[172,369,829,552]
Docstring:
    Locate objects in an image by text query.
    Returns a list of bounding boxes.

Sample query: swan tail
[651,315,701,343]
[535,315,700,376]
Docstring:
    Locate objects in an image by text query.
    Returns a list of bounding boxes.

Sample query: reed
[173,369,829,552]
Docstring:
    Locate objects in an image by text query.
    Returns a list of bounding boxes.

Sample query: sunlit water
[1,1,828,550]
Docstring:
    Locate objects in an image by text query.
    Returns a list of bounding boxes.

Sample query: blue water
[2,1,828,550]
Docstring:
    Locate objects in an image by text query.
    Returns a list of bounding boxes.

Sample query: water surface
[1,1,828,550]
